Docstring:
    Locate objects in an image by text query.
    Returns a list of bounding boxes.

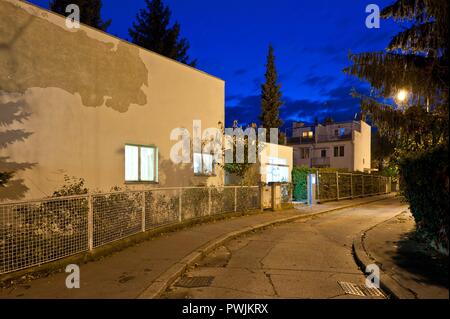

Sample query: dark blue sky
[29,0,401,130]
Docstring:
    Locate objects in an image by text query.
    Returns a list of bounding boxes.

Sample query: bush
[292,166,313,201]
[399,144,449,255]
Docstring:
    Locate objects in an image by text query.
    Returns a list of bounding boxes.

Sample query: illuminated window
[266,157,289,183]
[302,131,313,138]
[125,144,158,182]
[194,153,214,175]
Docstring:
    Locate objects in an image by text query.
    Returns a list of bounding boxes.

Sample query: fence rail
[0,186,259,275]
[317,172,390,202]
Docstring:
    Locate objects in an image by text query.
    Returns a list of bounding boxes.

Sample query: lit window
[266,157,289,183]
[302,131,313,138]
[340,128,345,136]
[194,153,214,175]
[125,144,158,182]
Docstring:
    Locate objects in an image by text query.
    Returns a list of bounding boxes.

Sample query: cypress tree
[128,0,196,66]
[260,45,284,143]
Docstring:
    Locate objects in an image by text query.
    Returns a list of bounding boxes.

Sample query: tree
[128,0,196,66]
[345,0,449,254]
[260,45,284,143]
[344,0,448,152]
[371,130,396,171]
[323,116,334,125]
[0,172,13,187]
[49,0,111,31]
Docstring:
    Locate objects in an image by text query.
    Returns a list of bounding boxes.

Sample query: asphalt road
[163,197,407,299]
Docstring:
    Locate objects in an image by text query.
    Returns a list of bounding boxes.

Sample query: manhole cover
[338,281,386,298]
[175,276,214,288]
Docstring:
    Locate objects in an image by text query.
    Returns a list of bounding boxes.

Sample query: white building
[288,120,371,172]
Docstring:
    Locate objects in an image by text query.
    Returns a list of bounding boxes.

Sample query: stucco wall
[0,0,225,201]
[353,121,371,172]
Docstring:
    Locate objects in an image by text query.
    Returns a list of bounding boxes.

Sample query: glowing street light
[396,89,409,103]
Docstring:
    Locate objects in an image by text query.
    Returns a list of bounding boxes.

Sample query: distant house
[287,120,371,172]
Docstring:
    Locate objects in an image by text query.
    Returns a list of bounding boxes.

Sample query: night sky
[28,0,401,132]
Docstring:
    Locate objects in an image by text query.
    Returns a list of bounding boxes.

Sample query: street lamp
[396,89,408,102]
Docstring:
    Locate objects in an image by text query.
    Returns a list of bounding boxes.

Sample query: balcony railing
[311,157,330,167]
[316,133,352,142]
[286,136,315,144]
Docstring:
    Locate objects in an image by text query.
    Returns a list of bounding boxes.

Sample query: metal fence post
[371,175,375,195]
[208,187,212,215]
[141,191,146,232]
[316,170,320,202]
[350,173,354,198]
[336,171,340,200]
[361,175,365,196]
[178,188,183,222]
[234,187,237,212]
[88,194,93,251]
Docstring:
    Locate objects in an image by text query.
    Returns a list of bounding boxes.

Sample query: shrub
[292,166,313,201]
[399,144,449,255]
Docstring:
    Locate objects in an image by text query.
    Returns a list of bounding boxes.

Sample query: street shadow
[391,229,449,289]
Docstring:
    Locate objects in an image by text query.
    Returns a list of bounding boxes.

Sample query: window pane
[340,146,345,157]
[125,145,139,181]
[140,147,155,181]
[334,146,338,157]
[193,153,202,174]
[266,165,289,183]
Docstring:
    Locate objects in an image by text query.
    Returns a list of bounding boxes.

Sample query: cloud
[233,68,248,76]
[301,74,337,87]
[225,82,368,129]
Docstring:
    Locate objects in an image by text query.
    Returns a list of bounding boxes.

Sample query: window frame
[333,145,345,157]
[124,143,159,183]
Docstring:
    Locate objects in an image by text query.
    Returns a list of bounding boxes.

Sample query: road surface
[162,197,407,299]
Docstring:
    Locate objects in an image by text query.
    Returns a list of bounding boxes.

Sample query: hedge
[399,144,449,255]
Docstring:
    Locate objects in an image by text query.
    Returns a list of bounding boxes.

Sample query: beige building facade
[0,0,225,201]
[288,120,371,172]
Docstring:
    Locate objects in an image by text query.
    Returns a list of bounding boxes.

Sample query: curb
[138,194,395,299]
[352,210,417,299]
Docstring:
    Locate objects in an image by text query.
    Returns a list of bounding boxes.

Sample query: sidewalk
[0,194,393,299]
[363,211,449,299]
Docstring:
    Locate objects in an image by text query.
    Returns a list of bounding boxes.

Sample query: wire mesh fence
[317,172,390,202]
[0,185,260,275]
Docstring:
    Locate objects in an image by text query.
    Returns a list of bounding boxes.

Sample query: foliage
[52,175,88,197]
[0,171,13,187]
[128,0,196,66]
[399,144,449,255]
[292,166,313,201]
[371,130,396,171]
[344,0,448,151]
[49,0,111,31]
[260,45,284,143]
